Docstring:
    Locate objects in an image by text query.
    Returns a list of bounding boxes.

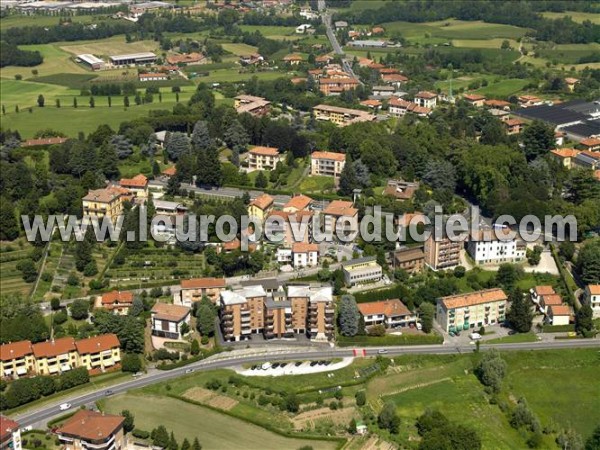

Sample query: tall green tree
[338,155,358,196]
[419,303,435,333]
[576,240,600,285]
[378,402,401,434]
[506,288,532,333]
[521,120,555,161]
[338,295,361,337]
[475,350,507,393]
[0,198,19,240]
[575,303,594,337]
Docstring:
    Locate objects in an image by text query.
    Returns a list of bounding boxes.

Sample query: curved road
[12,339,600,427]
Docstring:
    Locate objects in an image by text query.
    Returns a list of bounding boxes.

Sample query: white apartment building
[584,285,600,318]
[248,146,284,171]
[436,288,508,332]
[292,243,319,268]
[310,151,346,178]
[150,303,191,340]
[414,91,437,109]
[467,230,526,265]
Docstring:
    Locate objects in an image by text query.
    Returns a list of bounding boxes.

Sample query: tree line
[0,41,43,67]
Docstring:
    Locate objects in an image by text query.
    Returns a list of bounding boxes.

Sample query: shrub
[132,429,150,439]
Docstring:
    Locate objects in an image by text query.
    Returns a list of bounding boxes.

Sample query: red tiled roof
[551,148,580,158]
[0,340,33,361]
[222,238,241,251]
[311,151,346,162]
[415,91,437,99]
[541,294,563,306]
[249,193,274,210]
[101,290,134,306]
[162,166,177,176]
[323,200,357,217]
[484,99,511,108]
[505,118,525,126]
[360,99,382,107]
[151,302,190,322]
[581,137,600,147]
[463,93,486,101]
[588,285,600,295]
[283,194,313,211]
[358,299,411,317]
[32,337,76,358]
[120,174,148,188]
[549,305,572,316]
[22,137,68,147]
[57,410,124,441]
[250,146,279,156]
[1,415,20,441]
[382,74,408,82]
[534,285,555,296]
[292,243,319,253]
[181,277,226,289]
[440,288,507,309]
[75,334,120,355]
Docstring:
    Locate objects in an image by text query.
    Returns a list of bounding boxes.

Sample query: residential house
[248,194,275,221]
[319,77,360,95]
[119,174,148,198]
[0,341,35,379]
[555,130,566,146]
[584,285,600,318]
[518,95,543,108]
[139,72,168,82]
[573,151,600,170]
[414,91,437,109]
[75,334,121,372]
[467,229,526,265]
[162,166,176,178]
[322,200,358,238]
[150,303,191,340]
[358,299,417,328]
[360,99,382,111]
[283,53,303,65]
[372,85,395,97]
[315,54,333,65]
[234,95,270,116]
[239,54,264,66]
[463,93,486,107]
[547,305,572,326]
[550,148,580,169]
[310,151,347,178]
[504,118,525,135]
[334,20,348,30]
[313,104,376,126]
[530,285,555,304]
[424,233,462,270]
[388,97,431,117]
[372,26,385,35]
[383,179,419,201]
[153,199,187,216]
[436,288,508,332]
[292,243,319,268]
[179,277,226,306]
[283,194,313,213]
[484,99,512,110]
[82,187,130,221]
[96,290,134,315]
[564,77,579,92]
[266,210,313,247]
[393,247,425,274]
[342,257,383,286]
[0,416,21,450]
[539,293,563,314]
[32,337,78,376]
[220,286,267,341]
[55,410,125,450]
[381,73,408,87]
[580,137,600,152]
[248,146,284,171]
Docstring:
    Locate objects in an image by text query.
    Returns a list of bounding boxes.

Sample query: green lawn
[221,43,259,56]
[536,43,600,64]
[0,14,105,29]
[298,176,335,193]
[474,78,531,98]
[484,332,538,344]
[238,25,299,40]
[102,394,337,450]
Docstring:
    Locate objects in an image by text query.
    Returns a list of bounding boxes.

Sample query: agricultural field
[238,25,301,41]
[541,10,600,25]
[535,43,600,64]
[0,13,117,29]
[102,394,338,450]
[59,38,159,59]
[0,240,36,297]
[474,78,531,98]
[221,43,259,56]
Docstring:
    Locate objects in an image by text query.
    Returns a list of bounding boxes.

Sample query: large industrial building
[109,52,157,66]
[76,54,105,70]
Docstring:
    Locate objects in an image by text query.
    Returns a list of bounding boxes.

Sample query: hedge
[337,333,443,347]
[156,347,224,370]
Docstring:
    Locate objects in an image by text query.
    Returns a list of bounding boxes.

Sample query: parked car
[378,349,388,354]
[59,403,72,411]
[449,331,456,337]
[185,368,195,374]
[295,361,302,367]
[469,332,482,340]
[104,390,114,396]
[508,330,517,335]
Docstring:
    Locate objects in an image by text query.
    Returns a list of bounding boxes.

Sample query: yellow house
[119,174,148,199]
[75,334,121,372]
[248,194,274,221]
[32,337,78,376]
[82,187,131,221]
[0,340,36,379]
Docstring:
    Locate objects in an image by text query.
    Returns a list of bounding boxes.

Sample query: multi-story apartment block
[95,290,134,315]
[248,194,274,221]
[248,146,284,171]
[267,210,313,247]
[33,337,79,376]
[321,200,358,238]
[119,174,148,199]
[584,285,600,318]
[179,277,226,306]
[0,416,22,450]
[292,243,319,267]
[424,234,462,270]
[341,257,383,286]
[234,95,270,116]
[0,340,35,379]
[414,91,437,109]
[75,334,121,372]
[313,104,375,127]
[436,288,508,332]
[319,77,360,95]
[0,335,121,380]
[393,247,425,274]
[56,410,125,450]
[467,230,526,265]
[82,187,130,221]
[283,194,313,213]
[358,299,417,328]
[310,151,346,178]
[150,303,191,340]
[220,284,334,342]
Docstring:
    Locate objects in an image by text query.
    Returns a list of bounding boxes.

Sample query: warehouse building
[76,54,105,71]
[109,52,157,66]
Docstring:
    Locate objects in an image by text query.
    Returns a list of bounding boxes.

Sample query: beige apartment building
[248,146,284,171]
[424,234,462,270]
[0,341,36,379]
[179,277,226,306]
[321,200,358,237]
[310,151,346,178]
[313,104,375,126]
[82,187,130,221]
[436,288,508,332]
[33,337,79,376]
[75,334,121,372]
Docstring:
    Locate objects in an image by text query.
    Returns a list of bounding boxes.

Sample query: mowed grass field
[372,350,600,448]
[0,13,98,29]
[542,10,600,25]
[221,43,259,56]
[103,394,338,450]
[238,25,300,40]
[59,37,159,58]
[0,43,87,80]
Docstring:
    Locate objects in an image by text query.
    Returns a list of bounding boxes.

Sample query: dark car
[310,361,318,366]
[295,361,302,367]
[105,390,114,396]
[272,363,280,368]
[280,363,287,368]
[508,330,517,335]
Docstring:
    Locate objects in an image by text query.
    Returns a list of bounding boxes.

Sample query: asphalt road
[12,339,600,428]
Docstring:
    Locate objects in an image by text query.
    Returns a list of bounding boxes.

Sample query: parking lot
[236,357,354,377]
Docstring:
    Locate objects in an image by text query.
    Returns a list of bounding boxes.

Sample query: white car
[377,349,388,354]
[59,403,72,411]
[469,332,482,340]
